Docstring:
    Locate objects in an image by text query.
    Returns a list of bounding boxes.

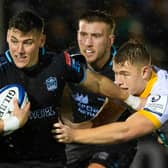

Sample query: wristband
[3,116,19,132]
[124,95,140,110]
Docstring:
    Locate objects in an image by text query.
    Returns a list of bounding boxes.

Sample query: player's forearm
[60,116,93,129]
[72,122,129,144]
[91,98,127,127]
[98,78,141,110]
[82,70,128,100]
[70,120,93,129]
[82,70,141,110]
[98,76,129,100]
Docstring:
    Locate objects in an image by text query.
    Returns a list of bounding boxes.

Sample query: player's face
[78,20,114,67]
[7,28,45,68]
[113,61,147,96]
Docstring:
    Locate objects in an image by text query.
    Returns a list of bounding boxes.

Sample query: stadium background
[1,0,168,70]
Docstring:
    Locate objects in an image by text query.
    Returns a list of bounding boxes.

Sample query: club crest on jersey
[46,77,57,91]
[73,93,88,104]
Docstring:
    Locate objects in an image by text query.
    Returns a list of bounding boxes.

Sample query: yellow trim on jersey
[138,71,161,128]
[138,110,161,129]
[140,71,157,98]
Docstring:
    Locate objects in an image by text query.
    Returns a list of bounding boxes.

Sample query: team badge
[144,95,168,116]
[45,77,57,91]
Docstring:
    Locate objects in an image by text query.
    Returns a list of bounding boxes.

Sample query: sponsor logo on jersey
[46,77,57,91]
[144,95,168,116]
[72,93,100,117]
[30,106,56,120]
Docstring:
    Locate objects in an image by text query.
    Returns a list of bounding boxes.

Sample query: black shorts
[66,143,137,168]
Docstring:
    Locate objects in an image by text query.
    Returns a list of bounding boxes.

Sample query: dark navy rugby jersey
[68,50,114,122]
[0,49,84,161]
[68,46,132,123]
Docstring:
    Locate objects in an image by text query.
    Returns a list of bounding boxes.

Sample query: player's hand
[58,116,73,127]
[64,50,87,83]
[2,98,30,135]
[158,136,164,144]
[64,51,86,71]
[12,98,30,128]
[52,121,75,143]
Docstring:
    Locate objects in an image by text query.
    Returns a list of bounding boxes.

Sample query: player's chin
[85,56,96,64]
[14,62,29,69]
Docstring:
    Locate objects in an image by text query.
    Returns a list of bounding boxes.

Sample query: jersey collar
[140,70,157,98]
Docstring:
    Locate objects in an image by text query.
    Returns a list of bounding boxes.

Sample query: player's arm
[81,69,143,110]
[59,83,92,129]
[53,112,155,144]
[59,97,127,130]
[80,69,128,100]
[0,98,30,134]
[60,84,73,121]
[53,94,166,144]
[64,51,143,110]
[91,98,128,127]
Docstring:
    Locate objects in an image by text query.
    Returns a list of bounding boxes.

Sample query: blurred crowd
[1,0,168,69]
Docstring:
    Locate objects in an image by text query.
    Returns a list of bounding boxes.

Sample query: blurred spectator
[4,0,38,17]
[128,19,167,69]
[107,0,139,48]
[45,15,73,53]
[141,0,168,55]
[2,0,168,66]
[128,20,144,43]
[105,0,168,69]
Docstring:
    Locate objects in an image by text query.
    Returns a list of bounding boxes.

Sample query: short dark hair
[8,10,44,33]
[113,40,151,66]
[79,10,115,34]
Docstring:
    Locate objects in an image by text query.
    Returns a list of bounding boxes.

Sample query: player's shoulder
[45,49,65,62]
[153,66,168,91]
[155,67,168,80]
[154,66,167,75]
[0,53,8,68]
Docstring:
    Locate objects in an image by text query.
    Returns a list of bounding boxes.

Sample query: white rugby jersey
[138,66,168,128]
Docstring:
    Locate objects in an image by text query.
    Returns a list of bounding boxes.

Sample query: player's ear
[39,33,46,48]
[6,30,10,43]
[141,65,150,80]
[108,34,115,48]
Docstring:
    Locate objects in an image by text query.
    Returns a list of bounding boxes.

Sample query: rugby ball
[0,84,28,120]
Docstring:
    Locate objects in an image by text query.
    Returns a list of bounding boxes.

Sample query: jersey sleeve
[138,94,168,128]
